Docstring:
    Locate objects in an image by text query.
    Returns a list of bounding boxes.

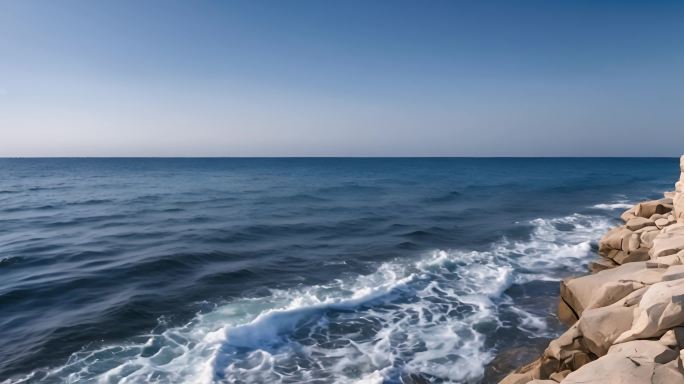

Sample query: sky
[0,0,683,157]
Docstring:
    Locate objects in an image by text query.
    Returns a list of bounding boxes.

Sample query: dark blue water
[0,158,678,384]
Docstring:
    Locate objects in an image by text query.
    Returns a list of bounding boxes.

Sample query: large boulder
[589,258,618,274]
[598,227,633,258]
[561,351,658,383]
[639,226,661,249]
[615,278,684,343]
[657,217,672,229]
[498,356,557,384]
[664,265,684,281]
[634,199,673,219]
[651,224,684,258]
[578,305,635,356]
[534,324,597,378]
[613,247,650,265]
[621,207,637,223]
[658,327,684,349]
[563,340,678,384]
[625,217,655,231]
[561,262,665,317]
[652,360,684,384]
[608,340,678,364]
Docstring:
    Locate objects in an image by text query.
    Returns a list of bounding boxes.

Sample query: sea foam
[5,213,611,384]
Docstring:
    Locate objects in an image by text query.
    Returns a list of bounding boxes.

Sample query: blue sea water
[0,158,678,384]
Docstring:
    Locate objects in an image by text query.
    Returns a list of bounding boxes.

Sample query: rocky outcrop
[500,155,684,384]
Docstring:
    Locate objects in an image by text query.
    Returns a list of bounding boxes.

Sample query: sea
[0,158,678,384]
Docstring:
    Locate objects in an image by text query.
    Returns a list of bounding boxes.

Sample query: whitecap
[5,213,611,384]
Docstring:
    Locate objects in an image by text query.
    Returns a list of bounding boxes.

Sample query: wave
[4,213,611,384]
[591,201,634,210]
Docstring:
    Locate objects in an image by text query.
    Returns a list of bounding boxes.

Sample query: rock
[657,217,672,229]
[613,247,650,265]
[546,324,583,361]
[608,340,678,364]
[617,286,649,307]
[626,217,655,231]
[658,327,684,349]
[664,265,684,281]
[628,233,641,252]
[675,191,684,222]
[652,360,684,384]
[558,298,579,325]
[651,224,684,258]
[548,370,570,382]
[598,227,632,258]
[563,340,678,383]
[585,281,645,310]
[578,305,634,356]
[635,200,673,218]
[562,351,658,383]
[499,356,558,384]
[640,227,661,249]
[621,207,637,223]
[499,373,530,384]
[615,279,684,343]
[657,254,683,266]
[561,262,665,317]
[589,258,617,273]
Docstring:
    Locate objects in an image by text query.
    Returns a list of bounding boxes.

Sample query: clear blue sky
[1,0,682,156]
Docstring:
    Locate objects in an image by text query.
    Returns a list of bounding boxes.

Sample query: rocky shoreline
[500,155,684,384]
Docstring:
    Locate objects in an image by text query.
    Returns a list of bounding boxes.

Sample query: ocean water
[0,158,678,384]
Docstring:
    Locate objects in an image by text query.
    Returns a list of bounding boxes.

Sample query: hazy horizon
[1,0,683,157]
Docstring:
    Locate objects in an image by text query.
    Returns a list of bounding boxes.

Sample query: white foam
[592,202,634,210]
[5,213,612,384]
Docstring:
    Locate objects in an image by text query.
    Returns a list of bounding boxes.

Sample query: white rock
[664,265,684,281]
[564,340,680,384]
[608,340,678,364]
[615,279,684,343]
[626,217,655,231]
[651,224,684,258]
[579,305,635,356]
[657,217,672,229]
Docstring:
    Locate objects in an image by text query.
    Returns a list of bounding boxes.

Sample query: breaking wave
[5,214,611,384]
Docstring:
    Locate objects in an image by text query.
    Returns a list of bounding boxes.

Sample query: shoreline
[500,155,684,383]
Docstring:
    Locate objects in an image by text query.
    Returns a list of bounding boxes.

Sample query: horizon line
[0,156,679,159]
